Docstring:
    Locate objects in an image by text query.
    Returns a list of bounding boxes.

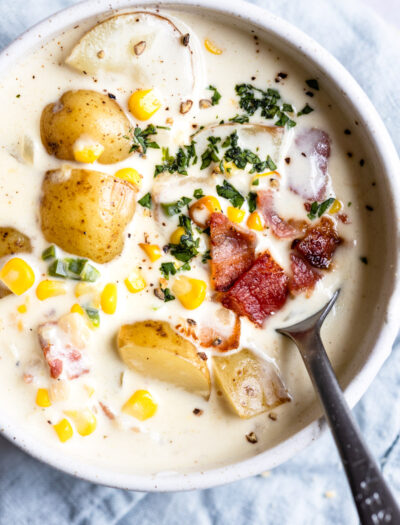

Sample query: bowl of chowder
[0,0,399,491]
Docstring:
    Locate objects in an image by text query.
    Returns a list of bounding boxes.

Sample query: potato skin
[40,90,132,164]
[40,167,136,264]
[118,320,211,399]
[0,227,32,298]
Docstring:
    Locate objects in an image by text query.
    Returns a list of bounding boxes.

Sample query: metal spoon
[277,290,400,524]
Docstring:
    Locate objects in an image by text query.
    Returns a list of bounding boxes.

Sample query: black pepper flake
[193,408,203,416]
[187,318,196,326]
[277,72,287,79]
[162,245,170,254]
[305,91,314,97]
[182,33,190,46]
[301,152,307,157]
[246,432,258,444]
[365,205,374,211]
[360,256,368,265]
[127,233,131,238]
[268,412,277,421]
[360,159,365,167]
[251,76,256,81]
[108,93,116,99]
[344,129,351,135]
[285,157,291,164]
[347,152,353,158]
[212,337,222,347]
[197,352,208,361]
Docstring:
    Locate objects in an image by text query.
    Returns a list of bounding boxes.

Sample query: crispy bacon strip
[292,216,341,269]
[221,251,289,327]
[38,313,90,380]
[257,190,306,239]
[210,212,257,291]
[289,253,321,295]
[198,315,241,352]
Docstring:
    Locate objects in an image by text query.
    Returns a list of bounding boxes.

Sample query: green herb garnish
[306,79,319,90]
[161,196,192,216]
[266,155,277,171]
[84,307,100,327]
[201,136,221,170]
[307,198,335,220]
[42,245,56,261]
[193,188,204,199]
[163,288,175,302]
[297,104,314,117]
[160,262,177,279]
[130,124,160,154]
[229,114,250,124]
[169,215,200,263]
[154,142,197,177]
[216,180,245,208]
[202,250,211,264]
[235,83,296,128]
[48,258,100,282]
[208,85,221,106]
[223,131,270,173]
[247,192,257,213]
[138,192,152,209]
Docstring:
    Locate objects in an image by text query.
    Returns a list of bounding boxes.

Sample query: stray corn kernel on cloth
[0,1,399,524]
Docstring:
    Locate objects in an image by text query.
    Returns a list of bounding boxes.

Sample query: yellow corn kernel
[17,320,24,332]
[247,211,264,231]
[172,276,207,310]
[17,304,27,314]
[36,388,51,408]
[64,409,97,437]
[36,280,67,301]
[0,257,35,295]
[70,303,85,316]
[139,243,162,262]
[170,226,186,244]
[122,389,157,421]
[128,89,161,121]
[227,206,245,224]
[54,418,73,443]
[101,283,118,315]
[329,199,342,215]
[115,167,142,189]
[73,143,104,163]
[125,270,146,294]
[204,38,223,55]
[193,196,221,214]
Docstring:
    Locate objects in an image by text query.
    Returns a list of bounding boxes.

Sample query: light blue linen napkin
[0,1,399,524]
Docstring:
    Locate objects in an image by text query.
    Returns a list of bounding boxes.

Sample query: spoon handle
[295,330,400,525]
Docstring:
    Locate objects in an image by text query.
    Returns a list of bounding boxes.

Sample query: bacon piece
[257,190,307,239]
[221,251,289,327]
[287,128,331,201]
[210,212,257,291]
[289,253,321,295]
[38,313,90,380]
[292,216,341,269]
[198,315,241,352]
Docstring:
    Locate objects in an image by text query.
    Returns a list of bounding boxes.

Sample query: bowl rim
[0,0,399,492]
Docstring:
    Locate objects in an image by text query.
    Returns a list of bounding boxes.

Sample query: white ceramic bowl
[0,0,399,492]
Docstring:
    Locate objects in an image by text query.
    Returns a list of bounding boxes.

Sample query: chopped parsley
[216,179,245,208]
[130,124,160,154]
[307,198,335,220]
[208,85,221,106]
[202,250,211,263]
[193,188,204,199]
[154,142,197,177]
[235,83,296,128]
[160,262,177,279]
[161,196,192,216]
[169,215,199,263]
[138,192,152,209]
[201,136,221,170]
[306,79,319,90]
[223,131,272,173]
[247,192,258,213]
[163,288,175,302]
[229,114,250,124]
[266,155,277,171]
[297,104,314,117]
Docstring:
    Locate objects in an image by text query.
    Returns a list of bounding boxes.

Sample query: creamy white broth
[0,7,375,475]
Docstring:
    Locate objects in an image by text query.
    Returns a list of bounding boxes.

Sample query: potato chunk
[40,167,136,264]
[118,321,211,399]
[0,227,32,298]
[213,349,290,418]
[40,90,132,164]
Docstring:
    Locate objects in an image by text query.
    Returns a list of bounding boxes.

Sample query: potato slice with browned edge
[0,227,32,298]
[213,349,290,418]
[118,320,211,399]
[40,167,136,264]
[40,90,132,164]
